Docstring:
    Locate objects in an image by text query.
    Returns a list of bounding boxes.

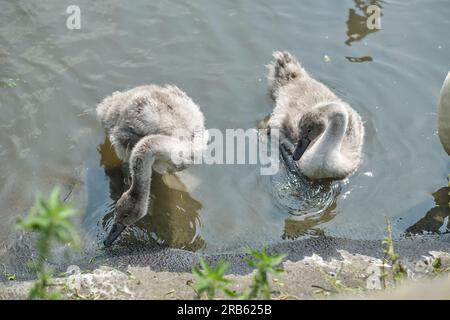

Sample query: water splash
[271,159,341,218]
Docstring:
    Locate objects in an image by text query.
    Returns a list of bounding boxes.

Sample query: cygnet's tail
[267,51,305,99]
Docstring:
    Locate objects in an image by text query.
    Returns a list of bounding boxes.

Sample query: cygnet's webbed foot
[280,139,300,175]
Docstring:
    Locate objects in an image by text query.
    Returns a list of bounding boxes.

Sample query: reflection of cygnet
[96,85,207,246]
[438,72,450,155]
[267,51,364,180]
[162,171,202,193]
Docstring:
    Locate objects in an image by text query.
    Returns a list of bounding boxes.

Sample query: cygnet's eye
[307,128,312,133]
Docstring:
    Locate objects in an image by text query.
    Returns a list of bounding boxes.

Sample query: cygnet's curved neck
[313,105,348,160]
[128,136,155,201]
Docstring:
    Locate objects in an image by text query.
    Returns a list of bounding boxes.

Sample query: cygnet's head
[293,102,347,162]
[292,111,326,161]
[103,191,148,247]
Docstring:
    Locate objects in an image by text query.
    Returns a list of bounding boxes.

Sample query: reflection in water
[98,138,205,251]
[272,160,340,239]
[345,56,373,63]
[345,0,383,46]
[283,202,337,239]
[406,186,450,235]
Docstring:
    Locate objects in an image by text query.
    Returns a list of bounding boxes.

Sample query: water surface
[0,0,449,258]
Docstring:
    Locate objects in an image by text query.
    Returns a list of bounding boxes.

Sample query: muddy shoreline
[2,233,450,282]
[66,233,450,275]
[1,234,450,300]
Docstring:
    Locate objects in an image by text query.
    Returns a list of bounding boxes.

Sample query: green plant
[1,78,21,88]
[312,219,407,296]
[311,262,365,297]
[431,257,450,275]
[1,264,16,281]
[192,258,233,299]
[447,174,449,208]
[381,218,407,288]
[16,187,79,300]
[191,249,286,300]
[242,248,286,299]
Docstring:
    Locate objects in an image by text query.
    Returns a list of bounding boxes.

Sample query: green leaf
[16,187,79,299]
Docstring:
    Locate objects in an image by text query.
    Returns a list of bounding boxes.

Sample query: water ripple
[271,159,341,218]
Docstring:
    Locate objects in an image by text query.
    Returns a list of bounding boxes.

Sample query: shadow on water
[283,202,337,239]
[345,56,373,63]
[344,0,384,63]
[98,138,205,251]
[406,185,450,235]
[345,0,384,46]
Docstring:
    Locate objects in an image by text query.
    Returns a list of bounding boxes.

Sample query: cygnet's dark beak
[104,223,126,247]
[293,137,311,161]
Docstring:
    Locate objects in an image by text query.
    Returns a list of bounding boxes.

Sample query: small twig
[63,186,74,202]
[311,285,337,293]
